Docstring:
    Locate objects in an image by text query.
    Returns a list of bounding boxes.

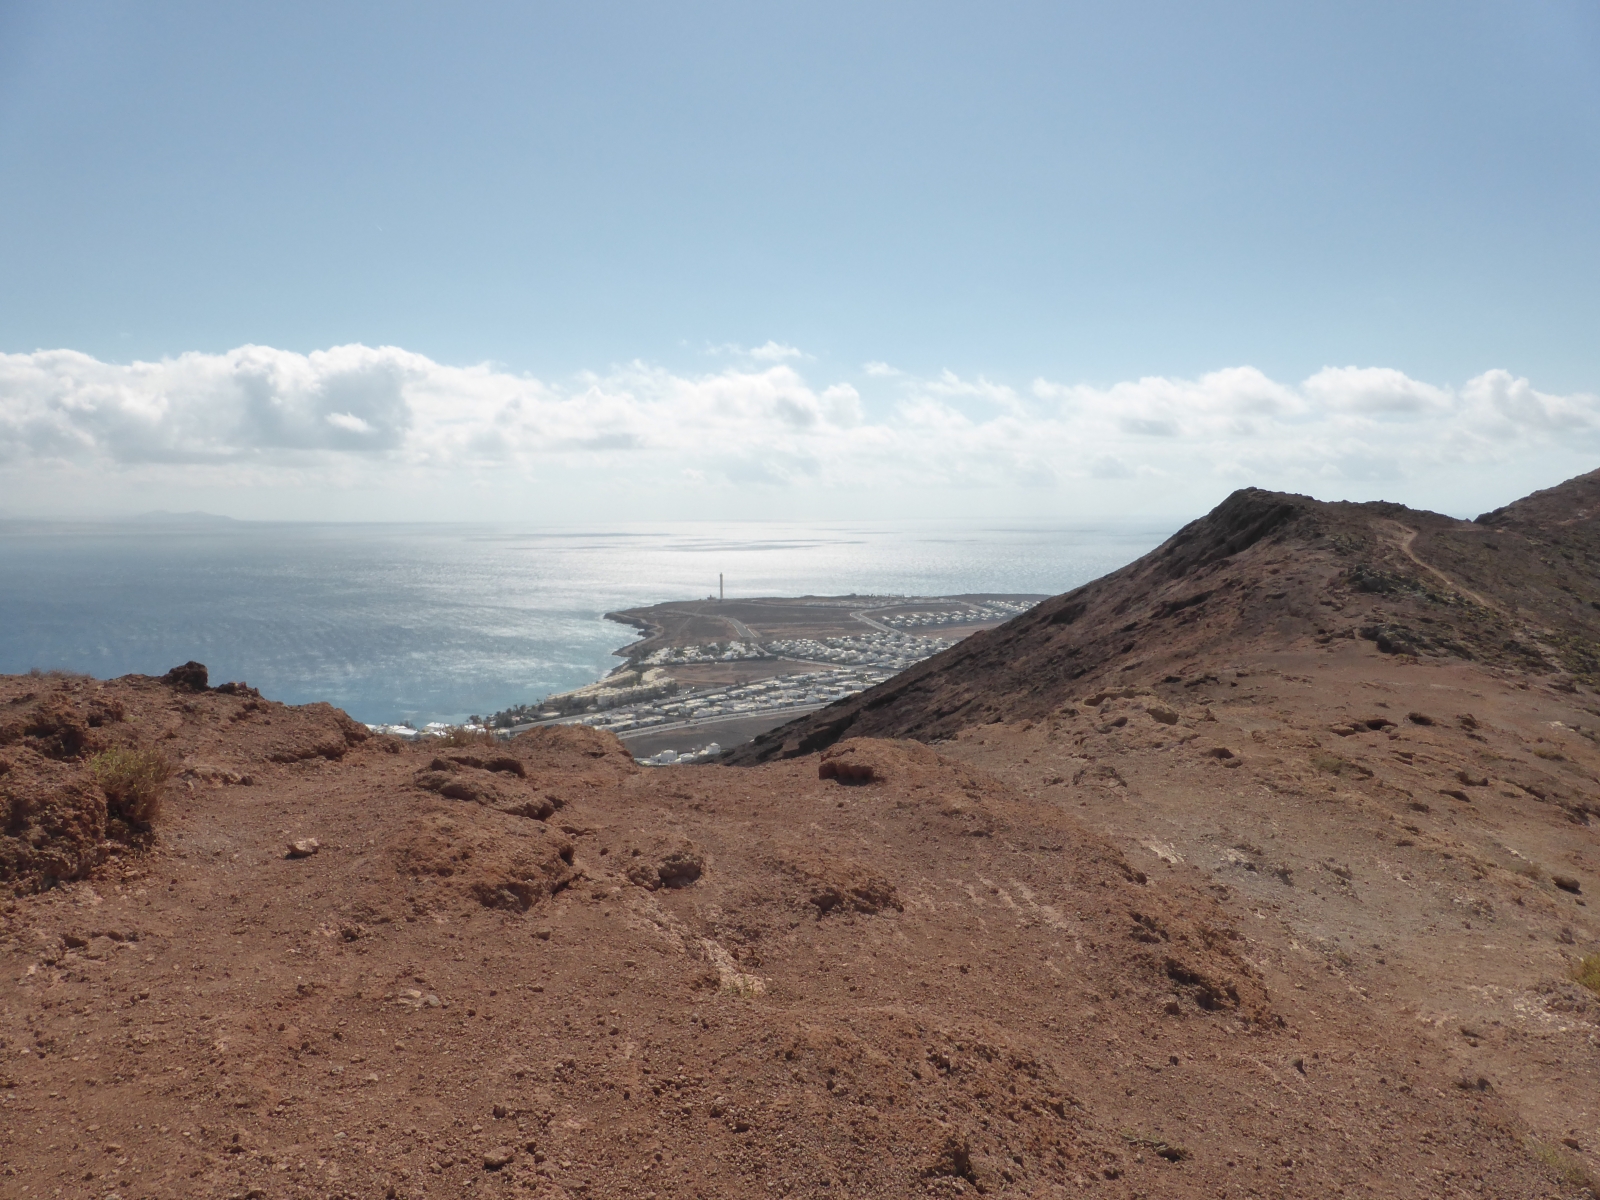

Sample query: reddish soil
[3,473,1600,1198]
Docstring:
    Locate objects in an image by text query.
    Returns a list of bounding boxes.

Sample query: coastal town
[579,663,891,735]
[567,593,1044,761]
[368,593,1045,760]
[365,593,1046,760]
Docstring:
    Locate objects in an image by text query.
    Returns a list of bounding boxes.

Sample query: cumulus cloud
[0,345,415,464]
[1,345,1597,512]
[1302,366,1451,415]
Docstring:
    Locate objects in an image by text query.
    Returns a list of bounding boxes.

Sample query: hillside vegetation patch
[90,745,173,829]
[1575,952,1600,997]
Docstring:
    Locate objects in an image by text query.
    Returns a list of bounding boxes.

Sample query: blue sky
[2,2,1599,521]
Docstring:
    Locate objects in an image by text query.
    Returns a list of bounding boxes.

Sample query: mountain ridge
[726,472,1600,763]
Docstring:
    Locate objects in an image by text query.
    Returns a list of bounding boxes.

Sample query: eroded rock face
[0,685,140,892]
[0,691,124,761]
[389,808,578,913]
[0,774,109,891]
[624,833,704,890]
[413,758,561,820]
[263,702,369,762]
[782,851,901,917]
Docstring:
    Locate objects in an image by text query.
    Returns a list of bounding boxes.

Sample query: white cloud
[1,344,1596,518]
[747,341,804,362]
[1302,366,1451,415]
[0,344,415,464]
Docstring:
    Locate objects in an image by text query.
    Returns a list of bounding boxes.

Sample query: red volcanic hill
[2,475,1599,1197]
[727,472,1600,762]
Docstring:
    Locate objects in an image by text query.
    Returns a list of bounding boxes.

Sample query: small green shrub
[1574,952,1600,997]
[90,746,173,829]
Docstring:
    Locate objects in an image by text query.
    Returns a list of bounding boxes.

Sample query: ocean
[0,518,1173,727]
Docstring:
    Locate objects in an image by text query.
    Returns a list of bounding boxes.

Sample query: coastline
[483,591,1047,761]
[0,519,1168,728]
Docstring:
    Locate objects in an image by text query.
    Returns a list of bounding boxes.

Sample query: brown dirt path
[1382,520,1501,613]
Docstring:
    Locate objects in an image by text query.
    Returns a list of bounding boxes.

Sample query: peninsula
[489,593,1046,762]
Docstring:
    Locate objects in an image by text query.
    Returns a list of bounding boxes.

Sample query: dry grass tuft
[26,666,92,680]
[1574,952,1600,997]
[435,726,500,748]
[90,746,173,829]
[1530,1140,1595,1190]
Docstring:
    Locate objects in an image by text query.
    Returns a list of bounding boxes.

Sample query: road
[723,614,760,640]
[616,701,830,739]
[849,606,897,633]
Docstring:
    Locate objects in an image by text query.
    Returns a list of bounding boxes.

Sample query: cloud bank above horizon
[2,343,1596,522]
